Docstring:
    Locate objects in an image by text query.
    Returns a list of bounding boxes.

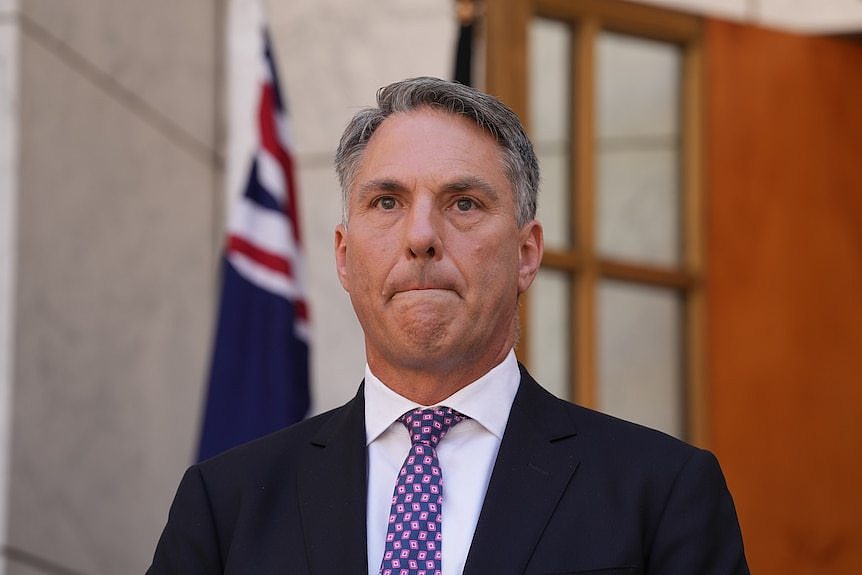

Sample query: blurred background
[0,0,861,573]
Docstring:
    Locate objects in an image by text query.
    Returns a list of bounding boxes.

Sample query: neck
[368,347,512,405]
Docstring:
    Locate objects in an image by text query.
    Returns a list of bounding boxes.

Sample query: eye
[374,196,398,210]
[455,197,476,211]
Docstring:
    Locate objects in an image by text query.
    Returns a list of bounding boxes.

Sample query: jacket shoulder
[195,395,361,485]
[519,366,704,469]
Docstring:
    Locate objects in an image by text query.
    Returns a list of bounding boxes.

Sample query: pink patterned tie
[379,407,466,575]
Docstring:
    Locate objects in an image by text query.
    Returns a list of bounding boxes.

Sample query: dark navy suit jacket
[148,367,749,574]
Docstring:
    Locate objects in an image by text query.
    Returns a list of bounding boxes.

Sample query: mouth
[389,285,461,303]
[384,268,461,300]
[392,286,456,296]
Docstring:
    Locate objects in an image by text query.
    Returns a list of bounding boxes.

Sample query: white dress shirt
[364,350,521,575]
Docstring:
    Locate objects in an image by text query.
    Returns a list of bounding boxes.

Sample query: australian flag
[197,29,310,462]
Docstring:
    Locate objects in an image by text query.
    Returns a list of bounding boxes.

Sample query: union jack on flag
[197,29,310,462]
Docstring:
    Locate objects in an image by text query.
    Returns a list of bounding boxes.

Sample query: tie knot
[399,406,466,447]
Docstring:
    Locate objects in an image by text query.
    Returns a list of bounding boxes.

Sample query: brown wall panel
[707,20,862,574]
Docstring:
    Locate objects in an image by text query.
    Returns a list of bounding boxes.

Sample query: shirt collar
[364,349,521,445]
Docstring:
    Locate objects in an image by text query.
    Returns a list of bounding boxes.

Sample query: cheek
[347,237,391,287]
[465,236,520,290]
[476,230,520,264]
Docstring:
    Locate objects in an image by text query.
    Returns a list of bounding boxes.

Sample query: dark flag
[197,28,310,462]
[454,0,477,86]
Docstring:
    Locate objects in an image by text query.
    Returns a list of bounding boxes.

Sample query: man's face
[335,108,543,380]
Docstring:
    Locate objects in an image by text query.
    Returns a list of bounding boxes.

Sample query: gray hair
[334,76,539,227]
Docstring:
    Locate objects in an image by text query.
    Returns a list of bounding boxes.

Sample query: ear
[517,220,544,294]
[334,224,351,292]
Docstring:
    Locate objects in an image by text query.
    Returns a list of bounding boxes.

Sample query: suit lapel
[464,368,580,575]
[298,385,368,575]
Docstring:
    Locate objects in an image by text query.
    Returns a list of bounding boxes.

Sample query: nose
[405,198,442,259]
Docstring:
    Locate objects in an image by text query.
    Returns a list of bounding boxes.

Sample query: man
[148,77,748,574]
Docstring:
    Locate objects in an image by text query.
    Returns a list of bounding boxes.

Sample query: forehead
[352,108,508,190]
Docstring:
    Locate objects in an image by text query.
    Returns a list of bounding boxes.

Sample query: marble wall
[0,2,18,573]
[639,0,862,31]
[7,1,219,573]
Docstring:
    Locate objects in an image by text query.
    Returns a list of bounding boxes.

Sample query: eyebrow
[357,176,500,200]
[443,176,500,200]
[357,178,408,195]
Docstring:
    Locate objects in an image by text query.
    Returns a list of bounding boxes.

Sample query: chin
[400,320,451,350]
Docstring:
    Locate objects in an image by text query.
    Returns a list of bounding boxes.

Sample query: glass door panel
[597,280,684,437]
[528,268,573,400]
[529,18,573,250]
[596,32,682,267]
